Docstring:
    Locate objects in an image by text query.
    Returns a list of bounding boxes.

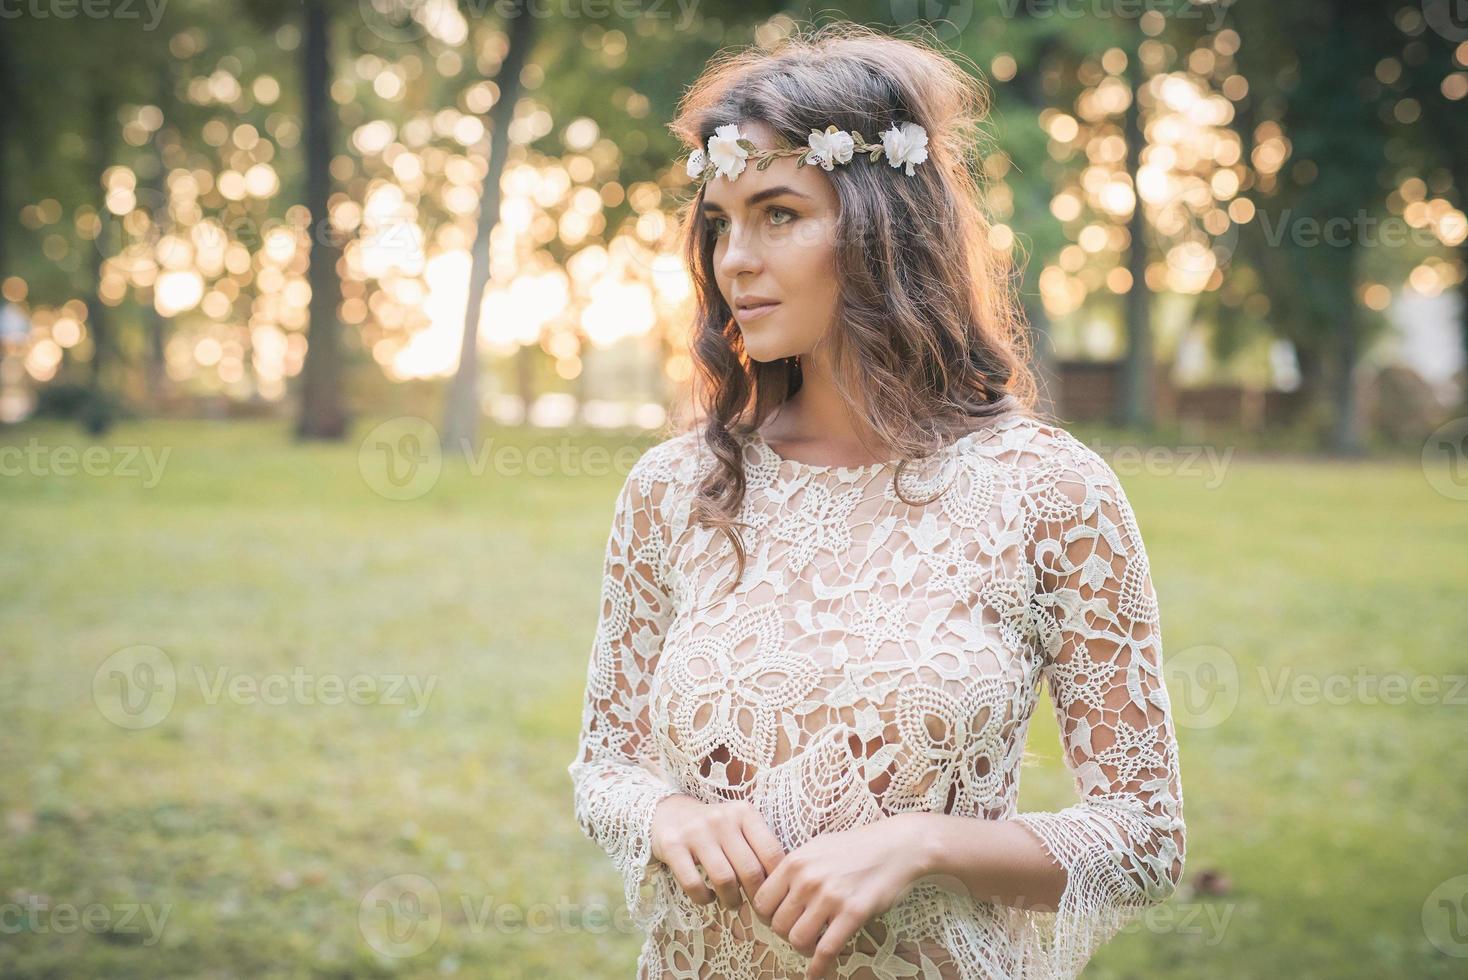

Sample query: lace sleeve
[1008,438,1187,978]
[567,456,684,932]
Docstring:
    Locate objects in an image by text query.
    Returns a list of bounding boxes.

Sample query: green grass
[1,417,1464,978]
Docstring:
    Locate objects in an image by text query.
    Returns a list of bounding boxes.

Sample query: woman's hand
[650,795,787,911]
[750,814,933,980]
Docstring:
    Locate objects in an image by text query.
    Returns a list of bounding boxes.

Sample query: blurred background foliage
[0,0,1464,451]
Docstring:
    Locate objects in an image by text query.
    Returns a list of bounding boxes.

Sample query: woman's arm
[912,437,1187,971]
[887,811,1069,910]
[567,456,685,931]
[753,436,1184,980]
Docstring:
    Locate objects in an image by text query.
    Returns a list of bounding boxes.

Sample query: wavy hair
[665,22,1047,591]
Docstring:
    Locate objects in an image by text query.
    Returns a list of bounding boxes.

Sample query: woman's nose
[718,222,763,277]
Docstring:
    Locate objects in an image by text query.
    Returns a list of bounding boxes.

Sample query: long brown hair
[666,22,1046,589]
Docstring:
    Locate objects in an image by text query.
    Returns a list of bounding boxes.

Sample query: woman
[568,23,1185,980]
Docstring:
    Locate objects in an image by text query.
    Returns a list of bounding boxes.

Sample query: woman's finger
[722,830,772,906]
[787,900,832,958]
[739,809,787,877]
[768,877,806,939]
[806,910,862,980]
[751,855,791,926]
[664,845,714,905]
[693,843,744,910]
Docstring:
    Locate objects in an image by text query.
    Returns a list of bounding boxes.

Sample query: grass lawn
[1,416,1464,978]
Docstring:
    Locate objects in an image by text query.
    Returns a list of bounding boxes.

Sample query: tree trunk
[145,296,168,407]
[1007,27,1062,422]
[295,0,348,441]
[1304,236,1364,456]
[0,25,10,404]
[144,69,173,409]
[1330,269,1363,455]
[515,342,534,424]
[1120,40,1152,430]
[441,0,536,453]
[83,90,114,436]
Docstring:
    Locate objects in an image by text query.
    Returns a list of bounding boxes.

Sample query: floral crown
[684,121,930,183]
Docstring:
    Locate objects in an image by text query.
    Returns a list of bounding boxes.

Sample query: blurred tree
[3,11,165,432]
[1392,0,1468,409]
[438,0,788,442]
[296,0,349,439]
[1228,0,1398,453]
[140,65,177,407]
[978,13,1072,420]
[441,0,535,452]
[240,0,351,439]
[0,22,13,395]
[1119,22,1151,429]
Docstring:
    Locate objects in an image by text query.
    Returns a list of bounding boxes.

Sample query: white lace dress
[568,412,1186,979]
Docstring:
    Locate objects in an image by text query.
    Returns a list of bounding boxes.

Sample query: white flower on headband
[706,123,750,181]
[685,147,707,179]
[805,126,854,171]
[880,121,929,176]
[682,121,929,181]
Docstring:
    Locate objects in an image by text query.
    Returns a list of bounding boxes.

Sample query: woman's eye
[709,209,794,237]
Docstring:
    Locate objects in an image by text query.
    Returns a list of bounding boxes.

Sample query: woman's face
[700,120,842,364]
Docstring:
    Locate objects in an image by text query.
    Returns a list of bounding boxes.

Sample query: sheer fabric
[567,413,1186,979]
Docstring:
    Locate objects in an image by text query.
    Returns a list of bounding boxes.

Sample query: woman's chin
[739,333,794,363]
[744,345,795,365]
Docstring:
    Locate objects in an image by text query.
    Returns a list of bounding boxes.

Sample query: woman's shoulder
[958,410,1122,491]
[626,427,710,487]
[615,429,717,522]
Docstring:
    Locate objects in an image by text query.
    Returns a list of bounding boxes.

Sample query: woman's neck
[762,360,892,464]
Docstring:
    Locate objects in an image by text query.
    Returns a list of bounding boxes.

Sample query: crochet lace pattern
[568,412,1186,979]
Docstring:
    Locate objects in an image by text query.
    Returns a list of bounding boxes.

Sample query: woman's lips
[736,301,780,321]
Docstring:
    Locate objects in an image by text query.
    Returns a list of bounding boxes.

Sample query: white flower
[706,123,750,181]
[880,121,930,176]
[806,127,854,171]
[685,147,707,179]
